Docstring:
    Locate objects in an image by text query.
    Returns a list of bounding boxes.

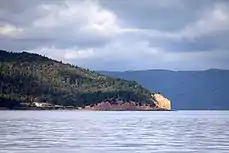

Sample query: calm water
[0,111,229,153]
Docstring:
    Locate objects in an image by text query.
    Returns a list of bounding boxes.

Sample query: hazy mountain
[100,69,229,110]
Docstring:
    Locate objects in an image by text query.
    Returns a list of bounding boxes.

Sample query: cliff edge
[151,93,171,110]
[84,93,171,111]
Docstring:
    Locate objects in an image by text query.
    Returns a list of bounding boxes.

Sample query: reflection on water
[0,111,229,153]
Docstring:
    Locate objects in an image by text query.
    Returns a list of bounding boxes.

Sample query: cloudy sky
[1,0,229,71]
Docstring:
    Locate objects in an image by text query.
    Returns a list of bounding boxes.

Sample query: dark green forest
[0,50,153,108]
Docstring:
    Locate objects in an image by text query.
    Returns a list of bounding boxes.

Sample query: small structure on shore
[31,102,64,109]
[32,102,52,107]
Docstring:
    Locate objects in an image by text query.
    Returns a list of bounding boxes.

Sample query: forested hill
[0,50,153,108]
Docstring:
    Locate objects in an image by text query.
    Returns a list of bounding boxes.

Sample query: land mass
[0,50,171,110]
[100,69,229,110]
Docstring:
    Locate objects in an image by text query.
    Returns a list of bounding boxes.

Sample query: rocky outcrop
[151,93,171,110]
[84,93,172,111]
[84,101,155,111]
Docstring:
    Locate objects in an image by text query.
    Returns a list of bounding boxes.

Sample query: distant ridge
[99,69,229,110]
[100,68,229,73]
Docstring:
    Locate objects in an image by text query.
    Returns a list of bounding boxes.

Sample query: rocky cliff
[84,93,171,111]
[151,93,171,110]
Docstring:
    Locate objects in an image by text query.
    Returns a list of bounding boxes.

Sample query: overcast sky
[1,0,229,71]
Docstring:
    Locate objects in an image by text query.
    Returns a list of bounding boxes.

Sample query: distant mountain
[0,50,156,109]
[100,69,229,110]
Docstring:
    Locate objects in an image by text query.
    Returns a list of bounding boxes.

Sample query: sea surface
[0,111,229,153]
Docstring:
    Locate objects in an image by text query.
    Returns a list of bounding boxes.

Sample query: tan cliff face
[151,93,171,110]
[83,93,171,111]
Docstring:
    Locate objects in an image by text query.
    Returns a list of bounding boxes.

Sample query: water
[0,111,229,153]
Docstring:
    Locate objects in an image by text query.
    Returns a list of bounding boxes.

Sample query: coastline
[0,107,171,111]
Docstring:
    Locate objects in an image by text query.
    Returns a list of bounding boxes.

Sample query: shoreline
[0,107,171,111]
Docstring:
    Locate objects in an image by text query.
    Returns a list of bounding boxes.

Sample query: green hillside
[0,50,153,108]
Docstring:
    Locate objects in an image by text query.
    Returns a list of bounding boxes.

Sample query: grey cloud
[0,0,64,26]
[147,31,229,52]
[100,0,216,31]
[1,0,229,70]
[0,0,113,51]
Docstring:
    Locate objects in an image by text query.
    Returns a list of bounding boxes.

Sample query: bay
[0,111,229,153]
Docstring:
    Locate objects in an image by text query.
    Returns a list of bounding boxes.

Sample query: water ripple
[0,111,229,153]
